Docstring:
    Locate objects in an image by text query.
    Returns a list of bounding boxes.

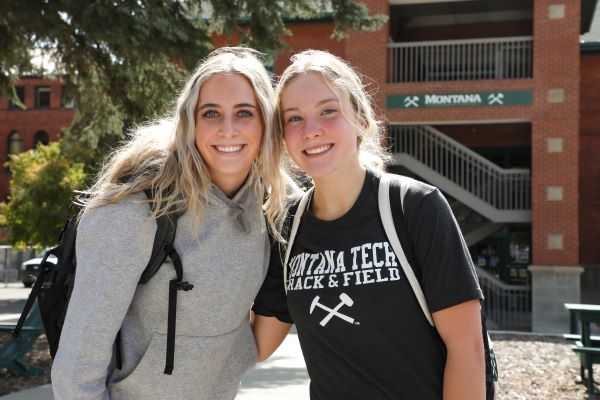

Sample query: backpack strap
[378,174,434,326]
[138,189,192,375]
[380,174,498,391]
[283,188,312,294]
[139,191,185,284]
[114,190,191,375]
[11,247,59,339]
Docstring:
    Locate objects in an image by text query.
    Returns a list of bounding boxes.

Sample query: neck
[212,174,249,199]
[311,163,366,221]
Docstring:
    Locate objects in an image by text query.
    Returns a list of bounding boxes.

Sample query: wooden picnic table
[564,303,600,394]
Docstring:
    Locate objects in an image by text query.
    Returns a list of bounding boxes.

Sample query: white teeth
[215,145,243,153]
[305,145,332,155]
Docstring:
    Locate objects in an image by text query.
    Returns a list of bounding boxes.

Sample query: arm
[252,235,294,362]
[252,316,292,362]
[402,184,485,398]
[51,196,154,400]
[432,300,485,400]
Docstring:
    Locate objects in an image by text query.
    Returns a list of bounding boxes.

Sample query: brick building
[1,0,598,333]
[320,0,597,333]
[0,77,74,199]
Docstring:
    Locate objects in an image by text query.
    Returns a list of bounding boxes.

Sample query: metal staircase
[389,125,531,223]
[448,200,505,247]
[388,125,532,330]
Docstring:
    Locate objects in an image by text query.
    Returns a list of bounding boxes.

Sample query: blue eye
[238,110,253,118]
[287,115,303,123]
[322,108,336,116]
[203,110,219,118]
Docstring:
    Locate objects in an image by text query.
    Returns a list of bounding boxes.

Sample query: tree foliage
[1,0,386,149]
[2,142,87,248]
[0,0,386,246]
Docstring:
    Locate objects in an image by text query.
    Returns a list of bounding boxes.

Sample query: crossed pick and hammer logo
[310,293,357,327]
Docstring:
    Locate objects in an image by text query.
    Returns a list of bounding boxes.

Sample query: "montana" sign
[386,90,533,109]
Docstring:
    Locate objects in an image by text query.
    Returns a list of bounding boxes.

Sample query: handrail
[477,266,529,291]
[477,266,531,331]
[388,36,533,82]
[389,125,531,210]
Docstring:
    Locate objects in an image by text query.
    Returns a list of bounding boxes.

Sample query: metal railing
[477,267,531,331]
[389,125,531,210]
[388,36,533,83]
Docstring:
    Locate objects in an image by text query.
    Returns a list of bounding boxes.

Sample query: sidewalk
[1,285,309,399]
[0,332,309,399]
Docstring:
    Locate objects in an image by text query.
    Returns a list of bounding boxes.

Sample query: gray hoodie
[51,179,268,400]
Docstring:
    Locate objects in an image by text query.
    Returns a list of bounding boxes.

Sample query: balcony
[388,36,533,83]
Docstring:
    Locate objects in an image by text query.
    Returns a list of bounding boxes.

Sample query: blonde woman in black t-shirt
[252,50,487,400]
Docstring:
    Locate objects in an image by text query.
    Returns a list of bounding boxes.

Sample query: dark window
[7,131,23,156]
[35,87,51,108]
[9,86,26,109]
[34,130,49,147]
[61,85,75,108]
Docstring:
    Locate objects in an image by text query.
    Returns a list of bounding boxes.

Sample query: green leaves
[2,143,87,248]
[0,0,386,247]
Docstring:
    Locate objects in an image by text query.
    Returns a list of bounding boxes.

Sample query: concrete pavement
[0,285,310,399]
[0,334,309,400]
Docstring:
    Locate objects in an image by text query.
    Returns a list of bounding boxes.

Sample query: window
[61,86,75,108]
[8,86,26,109]
[35,87,51,108]
[8,131,23,156]
[34,130,49,147]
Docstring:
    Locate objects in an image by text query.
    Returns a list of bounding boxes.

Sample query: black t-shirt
[253,170,483,400]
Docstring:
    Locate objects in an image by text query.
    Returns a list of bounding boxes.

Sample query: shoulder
[374,171,440,209]
[78,192,154,239]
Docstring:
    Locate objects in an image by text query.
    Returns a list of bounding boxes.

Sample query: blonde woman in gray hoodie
[51,47,290,400]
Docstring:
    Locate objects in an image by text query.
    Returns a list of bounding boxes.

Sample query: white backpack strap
[378,174,434,327]
[283,189,312,294]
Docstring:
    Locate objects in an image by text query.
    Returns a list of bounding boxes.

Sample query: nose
[219,115,238,138]
[302,117,322,140]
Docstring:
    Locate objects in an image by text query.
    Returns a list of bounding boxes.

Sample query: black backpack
[384,175,498,400]
[12,189,193,375]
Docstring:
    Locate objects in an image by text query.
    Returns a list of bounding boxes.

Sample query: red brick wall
[0,77,74,200]
[580,53,600,265]
[530,0,580,266]
[348,0,581,267]
[274,22,345,75]
[211,22,344,75]
[342,0,390,118]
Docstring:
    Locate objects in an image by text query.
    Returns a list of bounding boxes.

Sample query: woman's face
[280,72,360,180]
[195,73,263,195]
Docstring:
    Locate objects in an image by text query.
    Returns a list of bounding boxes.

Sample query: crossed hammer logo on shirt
[310,293,356,327]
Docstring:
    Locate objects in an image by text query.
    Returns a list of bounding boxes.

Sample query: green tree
[1,0,386,149]
[0,1,386,247]
[2,142,87,248]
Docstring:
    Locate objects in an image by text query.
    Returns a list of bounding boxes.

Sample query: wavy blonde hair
[81,47,288,236]
[275,49,389,171]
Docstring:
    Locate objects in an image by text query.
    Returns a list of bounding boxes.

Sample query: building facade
[1,0,598,333]
[0,77,74,200]
[313,0,596,333]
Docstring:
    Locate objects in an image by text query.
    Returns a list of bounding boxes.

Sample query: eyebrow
[197,102,258,111]
[283,97,339,113]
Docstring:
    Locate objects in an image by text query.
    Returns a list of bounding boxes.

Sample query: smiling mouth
[304,144,333,155]
[214,144,245,153]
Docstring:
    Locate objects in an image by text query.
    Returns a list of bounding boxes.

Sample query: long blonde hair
[82,47,288,235]
[275,49,389,171]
